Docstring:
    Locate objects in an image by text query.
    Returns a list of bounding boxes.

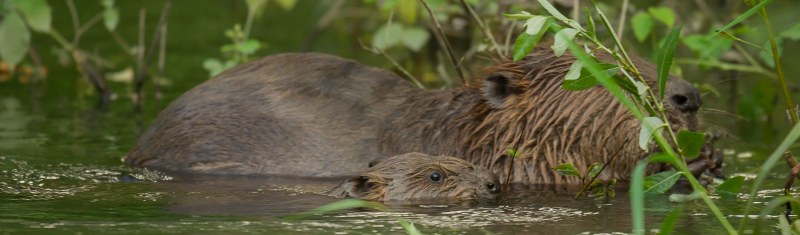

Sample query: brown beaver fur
[126,46,703,185]
[327,152,500,201]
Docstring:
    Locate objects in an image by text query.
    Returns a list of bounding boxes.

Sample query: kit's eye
[429,171,443,183]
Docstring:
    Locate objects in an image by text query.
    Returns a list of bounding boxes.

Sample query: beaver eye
[429,171,443,183]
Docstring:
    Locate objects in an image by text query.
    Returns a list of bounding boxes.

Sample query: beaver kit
[126,46,717,188]
[328,152,500,202]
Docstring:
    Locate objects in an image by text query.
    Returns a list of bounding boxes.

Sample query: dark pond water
[2,0,799,234]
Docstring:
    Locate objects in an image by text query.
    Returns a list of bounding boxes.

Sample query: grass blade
[659,205,684,235]
[710,0,773,37]
[283,199,386,220]
[631,161,647,235]
[739,122,800,232]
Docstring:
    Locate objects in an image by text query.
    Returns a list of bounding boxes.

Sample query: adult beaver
[328,152,500,201]
[126,46,706,185]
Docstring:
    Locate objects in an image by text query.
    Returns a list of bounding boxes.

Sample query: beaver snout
[666,79,702,113]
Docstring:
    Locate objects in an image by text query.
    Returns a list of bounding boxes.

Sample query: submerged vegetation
[1,0,800,234]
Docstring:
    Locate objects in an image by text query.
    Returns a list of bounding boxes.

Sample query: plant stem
[758,6,798,124]
[420,0,466,84]
[459,0,504,58]
[615,0,629,39]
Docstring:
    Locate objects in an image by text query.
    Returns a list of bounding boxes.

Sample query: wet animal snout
[666,79,702,113]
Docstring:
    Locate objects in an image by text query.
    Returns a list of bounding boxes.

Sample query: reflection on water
[0,97,45,149]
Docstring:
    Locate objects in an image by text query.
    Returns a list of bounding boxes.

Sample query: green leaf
[506,148,520,158]
[553,163,581,177]
[779,23,800,40]
[585,8,596,40]
[613,74,638,96]
[586,162,603,179]
[536,0,582,30]
[563,60,583,80]
[657,27,681,99]
[639,117,664,150]
[283,199,386,220]
[717,176,745,198]
[682,34,733,62]
[643,170,681,194]
[563,62,620,91]
[513,17,550,62]
[401,27,430,52]
[397,0,417,24]
[235,40,261,54]
[523,15,549,35]
[275,0,298,11]
[202,58,236,77]
[13,0,51,33]
[536,0,569,23]
[103,8,119,31]
[659,205,684,235]
[101,0,115,8]
[0,12,31,69]
[372,24,403,50]
[677,130,705,158]
[630,161,646,235]
[631,12,653,42]
[503,11,533,20]
[648,7,676,28]
[551,28,579,57]
[711,0,773,36]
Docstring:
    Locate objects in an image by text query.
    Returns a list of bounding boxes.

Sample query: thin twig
[572,0,579,21]
[301,0,345,51]
[359,40,424,88]
[135,0,173,111]
[419,0,466,84]
[74,13,104,46]
[156,14,168,100]
[575,137,624,198]
[110,31,133,57]
[66,0,81,45]
[759,6,798,124]
[134,8,146,110]
[458,0,504,57]
[26,45,44,83]
[615,0,629,40]
[675,58,775,77]
[503,21,517,58]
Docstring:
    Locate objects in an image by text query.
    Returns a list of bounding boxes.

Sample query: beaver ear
[368,159,383,168]
[483,73,522,107]
[337,176,370,198]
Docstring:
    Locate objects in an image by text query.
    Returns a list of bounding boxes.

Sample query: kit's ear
[329,175,370,199]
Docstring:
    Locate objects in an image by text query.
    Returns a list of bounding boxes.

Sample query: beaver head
[391,46,705,185]
[327,152,500,202]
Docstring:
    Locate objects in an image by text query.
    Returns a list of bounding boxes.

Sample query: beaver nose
[666,79,702,113]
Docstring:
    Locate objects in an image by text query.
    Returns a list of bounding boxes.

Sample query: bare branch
[419,0,466,84]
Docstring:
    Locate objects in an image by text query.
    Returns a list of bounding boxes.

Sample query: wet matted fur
[126,46,702,185]
[327,152,500,201]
